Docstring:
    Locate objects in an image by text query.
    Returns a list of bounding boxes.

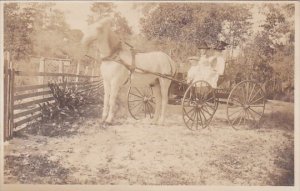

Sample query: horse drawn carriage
[82,17,266,130]
[126,53,266,131]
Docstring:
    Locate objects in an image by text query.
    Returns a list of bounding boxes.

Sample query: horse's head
[82,16,121,59]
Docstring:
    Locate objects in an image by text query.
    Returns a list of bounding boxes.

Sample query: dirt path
[4,100,294,185]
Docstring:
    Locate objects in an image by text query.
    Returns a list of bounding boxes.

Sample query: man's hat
[197,41,210,50]
[214,41,229,50]
[187,56,200,61]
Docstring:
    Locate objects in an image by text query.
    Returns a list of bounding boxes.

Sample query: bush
[39,81,91,123]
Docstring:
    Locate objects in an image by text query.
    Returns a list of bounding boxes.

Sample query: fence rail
[14,70,99,78]
[3,53,103,141]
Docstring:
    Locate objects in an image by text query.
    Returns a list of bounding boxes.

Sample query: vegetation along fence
[3,52,103,141]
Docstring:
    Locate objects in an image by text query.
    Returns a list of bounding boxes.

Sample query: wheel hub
[143,96,151,102]
[243,104,250,109]
[195,104,203,110]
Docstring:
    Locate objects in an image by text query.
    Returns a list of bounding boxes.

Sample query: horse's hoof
[101,122,111,129]
[150,121,158,125]
[158,120,165,126]
[104,121,113,126]
[100,123,106,129]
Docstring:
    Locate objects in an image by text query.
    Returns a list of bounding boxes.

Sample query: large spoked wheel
[127,86,155,120]
[182,80,218,131]
[227,80,265,130]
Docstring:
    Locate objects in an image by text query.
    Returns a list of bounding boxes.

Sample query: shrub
[39,81,89,123]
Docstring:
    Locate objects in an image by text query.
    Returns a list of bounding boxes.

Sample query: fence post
[38,57,45,85]
[91,62,95,82]
[4,52,9,141]
[9,68,15,138]
[38,57,45,98]
[84,65,89,75]
[5,52,15,139]
[75,61,81,88]
[58,60,64,83]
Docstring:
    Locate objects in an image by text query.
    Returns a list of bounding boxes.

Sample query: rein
[88,41,138,73]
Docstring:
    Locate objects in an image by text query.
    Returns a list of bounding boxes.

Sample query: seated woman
[187,41,228,89]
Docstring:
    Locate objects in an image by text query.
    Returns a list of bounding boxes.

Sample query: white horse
[82,17,176,125]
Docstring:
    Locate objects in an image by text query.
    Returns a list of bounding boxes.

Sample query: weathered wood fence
[3,52,103,141]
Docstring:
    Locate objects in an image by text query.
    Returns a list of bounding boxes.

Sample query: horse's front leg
[151,83,161,124]
[102,80,110,122]
[105,81,121,124]
[158,79,171,125]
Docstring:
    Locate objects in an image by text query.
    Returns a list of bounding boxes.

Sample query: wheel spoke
[250,96,264,105]
[191,109,198,127]
[245,82,249,102]
[247,108,257,121]
[196,110,199,129]
[129,92,143,98]
[199,109,208,122]
[149,99,155,104]
[237,110,244,126]
[184,107,195,121]
[248,83,256,102]
[149,103,155,115]
[204,95,215,103]
[248,107,263,118]
[134,87,144,97]
[186,109,196,127]
[204,102,216,111]
[137,102,145,113]
[228,108,243,118]
[199,109,209,127]
[201,106,213,116]
[183,104,196,108]
[199,110,206,128]
[241,85,246,103]
[230,97,243,106]
[228,105,242,108]
[249,104,264,107]
[146,103,152,118]
[195,86,201,100]
[248,87,261,104]
[231,114,242,125]
[130,101,144,111]
[242,110,247,125]
[129,99,143,102]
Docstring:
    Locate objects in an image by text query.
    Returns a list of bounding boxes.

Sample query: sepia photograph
[0,1,299,190]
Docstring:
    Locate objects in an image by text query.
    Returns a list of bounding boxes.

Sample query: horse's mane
[107,31,122,56]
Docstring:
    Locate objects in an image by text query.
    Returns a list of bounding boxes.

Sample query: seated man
[187,41,228,89]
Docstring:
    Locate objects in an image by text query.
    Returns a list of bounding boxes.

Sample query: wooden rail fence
[3,53,103,141]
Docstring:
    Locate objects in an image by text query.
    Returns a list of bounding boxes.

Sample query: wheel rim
[127,86,155,120]
[227,80,265,130]
[182,80,218,130]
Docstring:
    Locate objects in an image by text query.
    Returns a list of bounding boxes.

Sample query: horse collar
[102,48,136,73]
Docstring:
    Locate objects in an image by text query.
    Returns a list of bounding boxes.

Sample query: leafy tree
[219,4,253,59]
[4,3,34,60]
[87,2,132,38]
[246,4,294,83]
[4,2,88,76]
[140,3,253,62]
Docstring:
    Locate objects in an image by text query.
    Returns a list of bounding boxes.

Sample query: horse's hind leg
[102,80,110,122]
[158,78,171,125]
[151,82,161,124]
[105,80,121,124]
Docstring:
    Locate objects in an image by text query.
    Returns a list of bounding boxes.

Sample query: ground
[4,97,294,185]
